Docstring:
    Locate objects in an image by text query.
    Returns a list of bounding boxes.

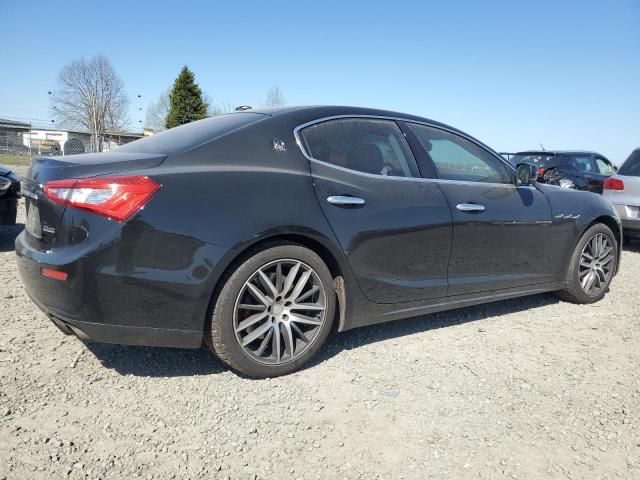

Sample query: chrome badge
[272,138,287,152]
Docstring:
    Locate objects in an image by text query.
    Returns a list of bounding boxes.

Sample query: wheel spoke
[281,262,300,297]
[291,302,325,311]
[583,271,596,292]
[295,285,319,303]
[272,323,282,362]
[579,268,591,279]
[600,254,614,266]
[258,270,278,299]
[236,311,269,333]
[281,322,295,358]
[289,313,322,326]
[291,322,310,343]
[595,236,603,257]
[287,269,312,301]
[241,320,273,347]
[256,328,273,356]
[275,263,284,293]
[599,245,613,260]
[593,271,602,289]
[247,282,271,306]
[238,304,265,311]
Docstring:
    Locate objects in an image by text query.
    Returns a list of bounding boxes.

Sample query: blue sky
[1,0,638,163]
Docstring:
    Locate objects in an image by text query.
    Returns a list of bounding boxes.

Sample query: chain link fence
[0,118,142,167]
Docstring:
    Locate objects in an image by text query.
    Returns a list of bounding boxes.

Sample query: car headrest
[352,143,384,175]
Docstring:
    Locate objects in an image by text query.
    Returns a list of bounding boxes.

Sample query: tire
[555,223,618,304]
[205,243,336,378]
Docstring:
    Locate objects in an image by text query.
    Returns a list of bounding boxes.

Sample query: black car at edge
[509,150,617,193]
[15,106,622,377]
[0,165,21,225]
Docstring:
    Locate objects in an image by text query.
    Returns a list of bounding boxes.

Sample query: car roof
[514,150,605,156]
[245,105,456,129]
[514,150,607,158]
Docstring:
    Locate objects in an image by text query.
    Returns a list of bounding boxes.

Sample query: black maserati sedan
[16,106,621,377]
[509,150,617,193]
[0,165,21,225]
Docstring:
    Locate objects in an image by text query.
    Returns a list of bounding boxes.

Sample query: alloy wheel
[233,259,327,365]
[579,232,615,296]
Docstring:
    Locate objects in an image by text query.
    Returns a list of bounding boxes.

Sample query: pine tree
[165,66,208,129]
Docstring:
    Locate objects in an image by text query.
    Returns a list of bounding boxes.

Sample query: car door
[403,122,558,296]
[297,117,452,303]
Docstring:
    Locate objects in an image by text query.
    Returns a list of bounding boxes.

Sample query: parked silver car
[604,148,640,244]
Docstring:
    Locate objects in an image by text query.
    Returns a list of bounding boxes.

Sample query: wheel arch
[583,214,622,273]
[204,229,353,336]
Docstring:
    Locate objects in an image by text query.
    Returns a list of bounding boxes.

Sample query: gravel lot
[1,165,639,479]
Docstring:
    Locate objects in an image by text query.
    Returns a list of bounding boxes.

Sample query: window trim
[293,114,516,187]
[295,116,420,179]
[401,121,515,184]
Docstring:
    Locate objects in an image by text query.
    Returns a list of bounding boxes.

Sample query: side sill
[347,282,563,330]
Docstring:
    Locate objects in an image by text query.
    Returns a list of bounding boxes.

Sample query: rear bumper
[622,219,640,237]
[611,204,640,236]
[15,226,231,349]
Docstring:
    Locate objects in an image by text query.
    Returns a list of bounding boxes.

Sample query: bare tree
[145,90,170,133]
[208,102,236,116]
[264,86,286,107]
[50,54,129,151]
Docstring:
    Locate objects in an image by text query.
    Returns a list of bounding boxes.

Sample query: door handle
[327,195,366,207]
[456,203,486,213]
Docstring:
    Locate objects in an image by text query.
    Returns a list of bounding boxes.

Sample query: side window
[594,157,615,176]
[569,156,594,172]
[299,119,419,178]
[406,123,512,184]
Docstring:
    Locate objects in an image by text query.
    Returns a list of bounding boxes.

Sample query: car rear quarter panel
[132,116,362,330]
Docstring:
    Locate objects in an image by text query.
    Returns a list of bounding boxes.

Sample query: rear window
[117,112,266,155]
[618,150,640,176]
[510,154,558,168]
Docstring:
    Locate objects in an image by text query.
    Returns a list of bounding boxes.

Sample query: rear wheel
[205,244,335,378]
[556,223,618,304]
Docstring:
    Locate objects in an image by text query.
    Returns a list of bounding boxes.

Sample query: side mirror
[516,162,538,186]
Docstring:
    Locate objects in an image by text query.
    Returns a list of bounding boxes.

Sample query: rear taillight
[44,176,161,222]
[603,178,624,191]
[537,168,545,176]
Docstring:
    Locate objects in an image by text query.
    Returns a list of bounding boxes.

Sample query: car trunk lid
[21,151,166,251]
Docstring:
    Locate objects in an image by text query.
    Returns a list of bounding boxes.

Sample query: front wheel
[555,223,618,304]
[205,244,336,378]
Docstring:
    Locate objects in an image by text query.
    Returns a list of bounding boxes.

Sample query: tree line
[50,54,286,145]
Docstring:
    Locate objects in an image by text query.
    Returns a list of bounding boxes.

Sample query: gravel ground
[1,165,639,479]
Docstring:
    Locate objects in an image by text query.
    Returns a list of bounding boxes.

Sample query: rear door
[298,117,452,303]
[404,122,557,296]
